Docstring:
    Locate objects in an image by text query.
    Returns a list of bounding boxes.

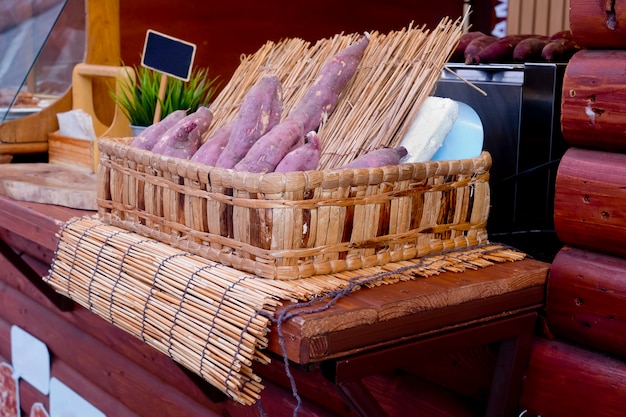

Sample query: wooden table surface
[0,194,550,366]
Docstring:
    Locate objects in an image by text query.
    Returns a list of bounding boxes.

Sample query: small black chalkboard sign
[141,29,196,81]
[141,30,197,123]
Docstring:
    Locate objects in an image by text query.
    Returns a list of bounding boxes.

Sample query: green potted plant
[111,64,220,135]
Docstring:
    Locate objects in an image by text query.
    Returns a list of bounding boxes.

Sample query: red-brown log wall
[569,0,626,48]
[522,2,626,415]
[520,338,626,417]
[118,0,466,81]
[554,147,626,258]
[547,246,626,360]
[561,50,626,150]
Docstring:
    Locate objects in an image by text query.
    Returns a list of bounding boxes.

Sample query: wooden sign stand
[141,29,197,125]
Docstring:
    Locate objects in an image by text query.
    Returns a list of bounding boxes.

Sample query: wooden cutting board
[0,163,97,210]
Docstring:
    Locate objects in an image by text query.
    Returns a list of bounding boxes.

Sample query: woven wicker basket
[96,137,491,280]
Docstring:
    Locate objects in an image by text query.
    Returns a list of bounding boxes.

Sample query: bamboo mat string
[167,263,214,358]
[108,238,154,326]
[199,274,254,399]
[225,309,266,403]
[257,399,267,417]
[140,252,192,342]
[45,219,72,286]
[88,230,128,311]
[59,222,102,297]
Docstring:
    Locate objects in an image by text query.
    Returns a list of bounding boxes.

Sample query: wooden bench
[0,194,549,416]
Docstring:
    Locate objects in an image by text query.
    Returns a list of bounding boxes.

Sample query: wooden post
[153,73,168,124]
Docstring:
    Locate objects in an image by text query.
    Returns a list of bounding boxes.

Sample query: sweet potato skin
[185,106,214,153]
[475,35,537,64]
[233,119,304,173]
[464,35,498,64]
[513,37,548,62]
[190,122,233,165]
[216,75,282,168]
[151,106,213,159]
[542,38,581,62]
[451,31,487,62]
[150,119,197,157]
[548,30,574,41]
[275,131,321,172]
[130,109,186,150]
[340,146,408,169]
[287,34,369,133]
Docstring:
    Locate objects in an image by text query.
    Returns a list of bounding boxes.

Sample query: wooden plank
[271,259,548,363]
[301,259,547,337]
[548,0,569,35]
[0,163,97,210]
[404,345,496,402]
[0,142,49,155]
[547,246,626,360]
[0,268,225,417]
[533,1,550,35]
[255,360,353,417]
[221,374,353,417]
[256,356,483,416]
[0,347,140,417]
[0,195,88,257]
[519,0,537,35]
[0,253,229,411]
[520,338,626,417]
[507,0,522,35]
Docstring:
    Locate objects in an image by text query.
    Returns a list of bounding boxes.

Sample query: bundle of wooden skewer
[46,216,526,405]
[205,15,466,169]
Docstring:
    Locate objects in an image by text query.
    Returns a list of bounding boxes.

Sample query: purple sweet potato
[340,146,408,169]
[451,31,487,62]
[287,33,370,133]
[541,38,581,62]
[150,119,197,157]
[464,35,498,64]
[233,119,304,173]
[275,131,321,172]
[475,35,537,64]
[151,106,213,159]
[190,122,233,165]
[130,109,186,150]
[215,75,283,168]
[548,30,574,42]
[185,106,214,151]
[513,37,548,62]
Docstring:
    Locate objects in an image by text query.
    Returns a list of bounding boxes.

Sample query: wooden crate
[48,132,98,173]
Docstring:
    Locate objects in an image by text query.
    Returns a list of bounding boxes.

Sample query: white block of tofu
[399,96,459,163]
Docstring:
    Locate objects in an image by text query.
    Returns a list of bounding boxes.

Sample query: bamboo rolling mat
[46,216,525,405]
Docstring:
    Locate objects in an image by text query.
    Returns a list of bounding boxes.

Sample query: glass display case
[0,0,86,123]
[0,0,120,157]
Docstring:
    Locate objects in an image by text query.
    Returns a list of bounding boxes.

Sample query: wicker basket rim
[99,136,491,194]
